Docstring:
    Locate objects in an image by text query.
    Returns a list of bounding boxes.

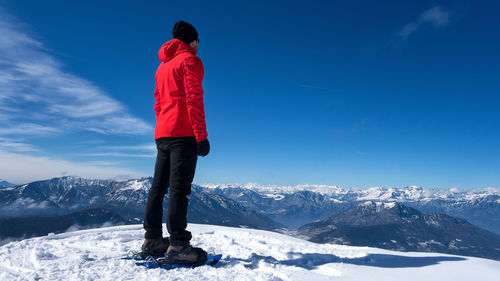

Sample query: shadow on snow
[218,252,466,270]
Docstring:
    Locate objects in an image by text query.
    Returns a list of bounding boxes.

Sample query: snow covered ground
[0,224,498,281]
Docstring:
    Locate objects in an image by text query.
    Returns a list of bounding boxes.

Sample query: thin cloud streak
[0,10,152,136]
[79,152,156,158]
[398,5,452,39]
[0,149,145,184]
[0,123,62,135]
[0,137,39,152]
[298,84,329,91]
[100,144,157,152]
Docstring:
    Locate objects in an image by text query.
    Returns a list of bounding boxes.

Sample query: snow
[199,182,347,196]
[383,202,397,208]
[18,184,28,192]
[1,224,499,281]
[121,179,149,191]
[263,193,285,200]
[359,201,397,210]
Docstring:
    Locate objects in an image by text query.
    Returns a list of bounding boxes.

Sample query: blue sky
[0,0,498,189]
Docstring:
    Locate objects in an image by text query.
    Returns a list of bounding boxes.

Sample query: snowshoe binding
[127,237,170,259]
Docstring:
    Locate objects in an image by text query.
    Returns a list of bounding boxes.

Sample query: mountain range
[0,177,284,238]
[207,183,500,234]
[1,176,499,260]
[298,201,500,261]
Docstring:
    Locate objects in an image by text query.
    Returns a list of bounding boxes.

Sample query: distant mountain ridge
[0,179,16,188]
[211,187,349,228]
[205,183,500,234]
[0,176,284,233]
[1,177,498,233]
[298,201,500,261]
[202,182,500,199]
[0,208,130,240]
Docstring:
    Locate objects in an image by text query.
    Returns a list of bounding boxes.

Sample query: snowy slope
[0,224,499,281]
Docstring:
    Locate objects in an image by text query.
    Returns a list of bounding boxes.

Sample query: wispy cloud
[100,144,156,152]
[0,137,39,152]
[335,118,368,138]
[298,84,329,91]
[0,8,154,183]
[79,143,156,158]
[0,123,62,135]
[0,9,152,137]
[398,5,453,39]
[0,149,145,183]
[77,143,157,158]
[79,152,156,158]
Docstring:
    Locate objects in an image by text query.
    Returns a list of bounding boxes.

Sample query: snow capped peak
[262,193,285,200]
[359,201,398,210]
[120,178,151,192]
[383,202,398,208]
[198,182,346,195]
[360,200,376,206]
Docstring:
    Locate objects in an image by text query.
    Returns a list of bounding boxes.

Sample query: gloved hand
[197,139,210,157]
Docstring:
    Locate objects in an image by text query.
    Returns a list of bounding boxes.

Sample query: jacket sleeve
[153,75,161,119]
[182,56,208,142]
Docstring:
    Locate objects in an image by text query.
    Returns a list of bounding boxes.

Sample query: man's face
[190,39,199,53]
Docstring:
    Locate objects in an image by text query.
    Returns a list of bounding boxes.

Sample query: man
[142,20,210,265]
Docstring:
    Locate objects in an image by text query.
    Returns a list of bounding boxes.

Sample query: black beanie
[172,20,198,44]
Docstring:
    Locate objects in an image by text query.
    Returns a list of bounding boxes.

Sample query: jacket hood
[158,39,196,63]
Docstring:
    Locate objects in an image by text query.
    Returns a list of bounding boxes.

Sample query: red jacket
[154,39,208,142]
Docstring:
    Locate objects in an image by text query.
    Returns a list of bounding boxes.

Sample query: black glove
[197,139,210,157]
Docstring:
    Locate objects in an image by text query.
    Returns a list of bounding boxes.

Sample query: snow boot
[165,244,208,266]
[141,237,170,256]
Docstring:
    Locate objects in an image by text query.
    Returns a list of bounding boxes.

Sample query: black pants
[143,136,197,246]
